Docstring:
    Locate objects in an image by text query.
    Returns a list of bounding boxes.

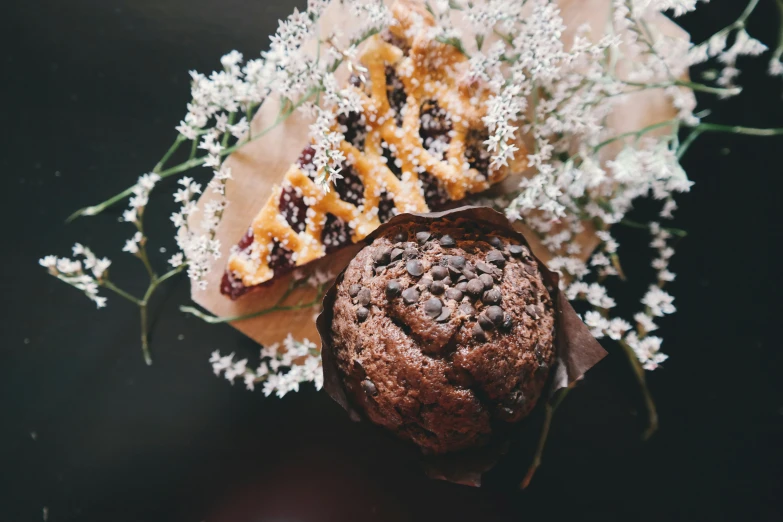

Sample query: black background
[3,1,783,521]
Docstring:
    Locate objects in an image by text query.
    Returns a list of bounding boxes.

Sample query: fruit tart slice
[221,0,527,299]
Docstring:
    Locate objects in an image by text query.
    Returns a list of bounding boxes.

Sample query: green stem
[153,134,186,173]
[593,119,678,151]
[181,283,324,324]
[521,387,571,489]
[101,280,142,306]
[66,89,319,222]
[678,123,783,158]
[140,302,152,365]
[705,0,760,44]
[620,219,687,237]
[773,0,783,62]
[618,339,659,440]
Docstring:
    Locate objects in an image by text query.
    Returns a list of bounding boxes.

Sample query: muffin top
[330,219,556,454]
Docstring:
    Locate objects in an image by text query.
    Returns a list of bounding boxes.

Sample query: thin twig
[180,282,326,325]
[521,386,572,489]
[66,89,319,222]
[618,339,659,440]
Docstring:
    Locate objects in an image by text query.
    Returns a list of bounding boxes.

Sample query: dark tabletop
[3,1,783,521]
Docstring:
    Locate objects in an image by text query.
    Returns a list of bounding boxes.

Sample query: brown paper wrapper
[189,0,687,350]
[316,206,607,486]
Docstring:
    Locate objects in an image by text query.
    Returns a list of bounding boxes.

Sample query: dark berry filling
[381,142,403,179]
[419,100,452,150]
[333,163,365,206]
[278,185,308,233]
[321,213,353,254]
[236,228,254,251]
[385,66,406,126]
[221,271,250,300]
[337,111,367,151]
[465,128,491,176]
[298,144,315,170]
[381,29,411,55]
[378,192,396,223]
[419,171,450,209]
[268,242,295,273]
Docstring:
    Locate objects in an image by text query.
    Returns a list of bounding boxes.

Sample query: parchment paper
[190,0,687,348]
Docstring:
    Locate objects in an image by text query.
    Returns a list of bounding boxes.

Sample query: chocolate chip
[424,298,442,318]
[472,323,486,341]
[373,247,392,265]
[508,244,528,257]
[386,280,402,298]
[406,259,424,277]
[486,305,504,325]
[524,264,537,275]
[361,379,378,396]
[486,250,506,268]
[431,265,449,280]
[479,273,494,288]
[445,288,463,301]
[459,303,475,316]
[448,265,462,279]
[393,230,408,243]
[416,231,431,244]
[439,235,456,247]
[525,304,538,318]
[466,278,485,297]
[448,255,466,269]
[430,280,446,295]
[404,246,419,258]
[387,260,400,270]
[462,268,476,279]
[476,261,495,274]
[435,307,452,322]
[488,236,503,248]
[478,313,494,330]
[357,287,371,306]
[418,276,433,290]
[482,288,502,305]
[357,306,369,322]
[349,284,362,297]
[402,287,420,304]
[455,281,468,292]
[501,313,513,330]
[375,266,387,275]
[391,247,405,261]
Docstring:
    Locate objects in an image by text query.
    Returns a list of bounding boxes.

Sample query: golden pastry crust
[223,0,527,296]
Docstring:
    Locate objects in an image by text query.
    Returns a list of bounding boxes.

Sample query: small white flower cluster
[210,335,323,397]
[121,173,160,257]
[689,28,768,94]
[309,108,346,188]
[169,176,223,289]
[39,244,111,308]
[123,173,160,225]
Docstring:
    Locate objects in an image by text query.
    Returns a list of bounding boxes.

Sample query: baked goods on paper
[190,0,687,348]
[221,0,526,300]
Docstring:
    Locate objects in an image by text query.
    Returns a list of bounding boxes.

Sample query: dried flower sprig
[210,335,323,397]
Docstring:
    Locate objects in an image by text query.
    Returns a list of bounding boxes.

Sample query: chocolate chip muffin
[330,220,556,454]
